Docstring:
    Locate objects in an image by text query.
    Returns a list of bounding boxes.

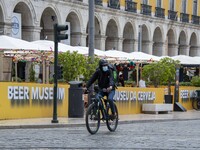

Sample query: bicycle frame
[92,95,109,121]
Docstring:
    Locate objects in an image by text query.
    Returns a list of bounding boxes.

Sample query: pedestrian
[118,72,125,87]
[139,77,146,88]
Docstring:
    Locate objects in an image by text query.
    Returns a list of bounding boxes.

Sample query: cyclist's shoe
[109,114,116,120]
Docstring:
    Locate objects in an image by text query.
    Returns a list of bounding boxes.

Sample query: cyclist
[86,59,116,119]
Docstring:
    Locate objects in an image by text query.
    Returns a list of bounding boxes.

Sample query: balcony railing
[141,4,152,16]
[155,7,165,18]
[108,0,120,9]
[192,15,200,25]
[125,1,137,13]
[180,13,189,23]
[168,10,177,21]
[95,0,102,6]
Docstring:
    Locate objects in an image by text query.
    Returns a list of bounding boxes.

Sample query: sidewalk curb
[0,118,200,130]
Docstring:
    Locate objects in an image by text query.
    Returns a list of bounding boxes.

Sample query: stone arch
[141,24,151,53]
[189,32,198,56]
[13,1,34,41]
[153,26,164,56]
[167,29,177,56]
[40,7,58,41]
[86,16,102,49]
[66,11,82,46]
[105,19,119,50]
[123,22,135,53]
[178,30,188,55]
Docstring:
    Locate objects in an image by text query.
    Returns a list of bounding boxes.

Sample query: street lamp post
[88,0,95,105]
[138,25,142,52]
[89,0,94,61]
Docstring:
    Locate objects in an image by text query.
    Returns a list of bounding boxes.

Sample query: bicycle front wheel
[85,103,100,134]
[106,103,118,132]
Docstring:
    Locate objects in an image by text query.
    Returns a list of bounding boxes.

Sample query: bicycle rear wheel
[85,103,100,134]
[106,103,118,132]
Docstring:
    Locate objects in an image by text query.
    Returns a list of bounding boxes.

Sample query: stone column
[190,46,200,56]
[163,43,168,56]
[168,44,179,56]
[142,41,153,54]
[0,22,11,36]
[99,35,107,51]
[95,35,101,50]
[22,26,42,41]
[0,51,4,81]
[118,37,124,51]
[80,33,87,47]
[134,40,139,52]
[153,42,164,56]
[179,45,190,55]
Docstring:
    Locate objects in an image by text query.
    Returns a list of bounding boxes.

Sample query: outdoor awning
[0,35,50,51]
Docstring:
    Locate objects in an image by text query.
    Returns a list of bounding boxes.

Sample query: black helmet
[99,59,108,68]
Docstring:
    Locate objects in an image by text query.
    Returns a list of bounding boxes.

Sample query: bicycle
[85,88,119,134]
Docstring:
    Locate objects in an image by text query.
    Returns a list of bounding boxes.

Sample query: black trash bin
[164,95,173,103]
[68,81,84,118]
[196,90,200,98]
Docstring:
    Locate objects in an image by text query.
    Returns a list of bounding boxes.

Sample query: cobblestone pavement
[0,120,200,149]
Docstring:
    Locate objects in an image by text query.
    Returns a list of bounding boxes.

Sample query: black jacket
[86,68,115,90]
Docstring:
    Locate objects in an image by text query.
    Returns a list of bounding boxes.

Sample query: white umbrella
[74,46,106,57]
[171,55,200,65]
[104,50,130,60]
[0,35,49,51]
[192,56,200,64]
[157,55,171,61]
[32,40,86,54]
[128,52,160,62]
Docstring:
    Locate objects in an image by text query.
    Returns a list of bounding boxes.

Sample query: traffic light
[54,24,68,42]
[57,66,63,79]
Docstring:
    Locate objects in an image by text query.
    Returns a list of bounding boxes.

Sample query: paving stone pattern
[0,120,200,149]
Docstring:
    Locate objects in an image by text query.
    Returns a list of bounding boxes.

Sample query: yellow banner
[115,87,165,114]
[0,82,69,119]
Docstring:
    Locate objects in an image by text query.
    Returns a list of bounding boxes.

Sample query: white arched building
[0,0,200,56]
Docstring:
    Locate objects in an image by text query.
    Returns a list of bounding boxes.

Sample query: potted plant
[143,57,180,103]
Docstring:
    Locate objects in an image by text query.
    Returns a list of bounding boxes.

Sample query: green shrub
[179,82,192,86]
[191,76,200,87]
[13,77,22,82]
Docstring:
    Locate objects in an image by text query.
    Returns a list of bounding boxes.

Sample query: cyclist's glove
[107,86,113,93]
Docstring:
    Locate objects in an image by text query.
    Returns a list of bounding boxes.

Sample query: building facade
[0,0,200,57]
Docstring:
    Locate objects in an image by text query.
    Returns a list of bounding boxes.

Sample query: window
[142,0,148,4]
[157,0,162,7]
[193,0,198,15]
[182,0,187,13]
[169,0,175,11]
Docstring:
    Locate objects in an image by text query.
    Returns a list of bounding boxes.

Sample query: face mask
[102,66,108,72]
